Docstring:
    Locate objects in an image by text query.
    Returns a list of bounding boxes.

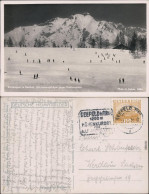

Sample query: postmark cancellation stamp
[113,99,143,134]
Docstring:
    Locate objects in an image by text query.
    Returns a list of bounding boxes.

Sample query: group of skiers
[19,70,39,79]
[70,76,80,83]
[68,68,80,83]
[16,50,128,85]
[119,78,125,84]
[91,52,121,64]
[34,74,39,79]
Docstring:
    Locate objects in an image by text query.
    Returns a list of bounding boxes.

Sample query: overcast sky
[5,4,146,33]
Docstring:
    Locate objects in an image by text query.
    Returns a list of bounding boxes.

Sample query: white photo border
[1,0,149,97]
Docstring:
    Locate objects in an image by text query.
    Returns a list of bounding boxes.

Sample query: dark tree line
[129,32,146,53]
[114,31,125,46]
[78,34,110,49]
[114,31,146,53]
[4,36,27,47]
[19,36,26,47]
[77,28,110,48]
[34,38,46,47]
[4,37,13,47]
[4,30,146,53]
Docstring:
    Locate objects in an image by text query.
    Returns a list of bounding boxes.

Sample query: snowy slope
[4,13,146,47]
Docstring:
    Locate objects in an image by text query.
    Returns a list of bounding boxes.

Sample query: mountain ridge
[4,13,146,48]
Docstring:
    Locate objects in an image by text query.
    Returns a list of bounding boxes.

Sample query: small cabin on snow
[113,44,129,50]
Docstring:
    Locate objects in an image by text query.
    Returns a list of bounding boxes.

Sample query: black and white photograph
[2,1,147,93]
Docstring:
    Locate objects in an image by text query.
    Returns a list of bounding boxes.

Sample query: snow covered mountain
[4,13,146,48]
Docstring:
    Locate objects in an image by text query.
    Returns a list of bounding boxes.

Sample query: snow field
[4,47,146,92]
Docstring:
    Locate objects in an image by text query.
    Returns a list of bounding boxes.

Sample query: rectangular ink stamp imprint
[78,109,113,137]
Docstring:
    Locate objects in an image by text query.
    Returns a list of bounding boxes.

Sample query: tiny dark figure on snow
[39,59,41,63]
[74,78,76,82]
[37,74,38,78]
[119,78,121,84]
[78,78,80,83]
[63,61,64,63]
[25,53,26,56]
[33,60,34,63]
[8,57,10,61]
[122,78,124,83]
[70,76,72,81]
[34,74,36,79]
[19,70,21,75]
[53,59,54,62]
[112,58,113,61]
[16,50,17,53]
[98,55,99,58]
[119,60,120,63]
[27,59,28,63]
[68,68,69,71]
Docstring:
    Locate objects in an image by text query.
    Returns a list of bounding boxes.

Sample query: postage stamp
[113,99,143,134]
[78,108,113,137]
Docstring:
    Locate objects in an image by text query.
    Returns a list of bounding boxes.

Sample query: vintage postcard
[1,0,149,96]
[1,97,148,193]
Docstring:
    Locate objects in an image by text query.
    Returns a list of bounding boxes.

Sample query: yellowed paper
[1,97,148,193]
